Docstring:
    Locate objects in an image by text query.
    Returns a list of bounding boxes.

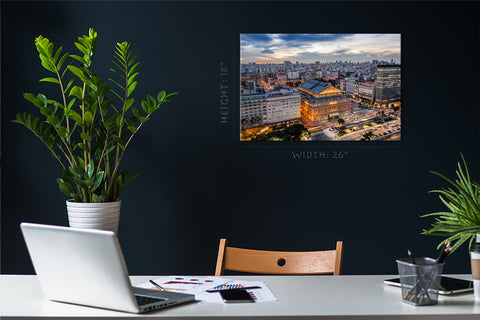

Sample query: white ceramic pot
[66,200,121,234]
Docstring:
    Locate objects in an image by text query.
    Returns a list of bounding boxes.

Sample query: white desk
[1,275,479,319]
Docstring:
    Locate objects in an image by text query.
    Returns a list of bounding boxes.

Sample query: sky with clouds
[241,34,401,64]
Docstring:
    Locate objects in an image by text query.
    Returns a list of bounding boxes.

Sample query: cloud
[277,34,349,44]
[241,34,274,44]
[241,33,401,63]
[261,49,275,54]
[332,48,350,54]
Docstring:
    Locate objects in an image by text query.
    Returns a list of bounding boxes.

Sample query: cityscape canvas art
[240,34,401,141]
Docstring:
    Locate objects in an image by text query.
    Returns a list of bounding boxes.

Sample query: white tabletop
[1,275,479,319]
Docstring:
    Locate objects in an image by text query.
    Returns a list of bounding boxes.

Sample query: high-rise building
[266,87,301,126]
[240,88,267,130]
[345,77,356,97]
[276,73,287,85]
[375,65,401,107]
[357,80,376,102]
[298,80,351,127]
[287,71,299,80]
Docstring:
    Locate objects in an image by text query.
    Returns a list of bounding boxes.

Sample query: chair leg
[215,238,228,276]
[334,241,344,276]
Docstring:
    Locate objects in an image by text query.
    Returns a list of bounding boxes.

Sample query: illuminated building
[345,77,356,97]
[276,73,287,85]
[357,80,376,102]
[266,87,301,127]
[375,65,401,107]
[287,71,299,80]
[298,80,351,126]
[240,87,267,130]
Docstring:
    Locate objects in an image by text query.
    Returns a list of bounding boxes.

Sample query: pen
[149,280,165,291]
[207,286,262,293]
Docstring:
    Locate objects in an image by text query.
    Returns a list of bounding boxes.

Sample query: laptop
[20,222,195,313]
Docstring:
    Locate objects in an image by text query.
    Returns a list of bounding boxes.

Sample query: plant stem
[48,54,71,135]
[81,82,88,172]
[107,56,129,200]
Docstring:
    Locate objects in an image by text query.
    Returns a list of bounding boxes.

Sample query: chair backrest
[215,239,344,276]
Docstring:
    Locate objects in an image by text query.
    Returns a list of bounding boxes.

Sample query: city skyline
[241,33,401,64]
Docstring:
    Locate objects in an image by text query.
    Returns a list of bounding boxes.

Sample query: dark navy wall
[2,1,479,275]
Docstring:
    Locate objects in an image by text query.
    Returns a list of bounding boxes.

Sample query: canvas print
[240,34,401,141]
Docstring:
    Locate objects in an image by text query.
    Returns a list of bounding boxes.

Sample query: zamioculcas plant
[422,154,480,252]
[14,28,178,203]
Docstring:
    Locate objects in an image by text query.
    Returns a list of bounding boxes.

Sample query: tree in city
[253,124,311,141]
[337,118,345,127]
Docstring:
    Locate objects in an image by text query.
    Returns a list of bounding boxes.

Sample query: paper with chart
[138,276,278,303]
[195,279,278,304]
[137,276,227,294]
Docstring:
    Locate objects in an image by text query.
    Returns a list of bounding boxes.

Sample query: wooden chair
[215,239,344,276]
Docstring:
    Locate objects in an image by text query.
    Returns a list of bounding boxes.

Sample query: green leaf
[147,95,156,108]
[92,171,104,192]
[165,92,180,100]
[132,107,142,118]
[57,126,68,138]
[41,60,55,72]
[125,98,134,111]
[70,165,86,178]
[141,100,148,113]
[128,72,139,85]
[92,193,105,203]
[66,122,78,141]
[47,42,54,56]
[67,65,85,80]
[157,90,166,102]
[57,53,69,70]
[128,126,137,133]
[84,111,93,125]
[23,93,43,108]
[97,83,110,97]
[57,178,75,197]
[37,94,48,108]
[128,62,140,77]
[64,77,75,93]
[72,177,91,190]
[127,81,137,96]
[69,54,85,64]
[46,115,58,127]
[39,77,60,84]
[80,132,91,141]
[77,142,88,152]
[74,42,88,55]
[139,117,149,123]
[53,46,62,63]
[66,110,82,124]
[109,78,125,91]
[67,98,76,109]
[87,160,94,179]
[115,113,123,127]
[69,86,83,100]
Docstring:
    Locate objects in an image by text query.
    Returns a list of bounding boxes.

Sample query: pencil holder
[396,257,444,306]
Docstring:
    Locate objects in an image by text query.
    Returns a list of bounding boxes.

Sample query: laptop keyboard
[135,295,166,306]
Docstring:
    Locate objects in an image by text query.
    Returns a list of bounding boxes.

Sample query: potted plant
[13,28,178,233]
[422,154,480,250]
[421,154,480,297]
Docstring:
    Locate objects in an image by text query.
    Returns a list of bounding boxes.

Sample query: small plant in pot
[421,154,480,297]
[13,28,178,233]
